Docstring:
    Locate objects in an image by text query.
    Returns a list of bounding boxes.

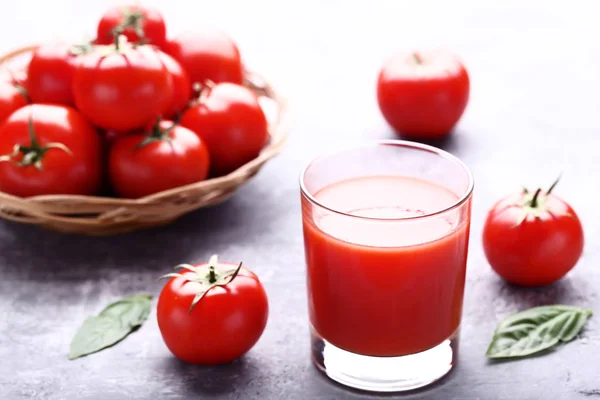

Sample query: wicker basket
[0,45,288,235]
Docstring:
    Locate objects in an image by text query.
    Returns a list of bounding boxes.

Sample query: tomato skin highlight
[157,262,269,365]
[482,193,584,286]
[377,50,470,139]
[72,45,173,132]
[163,28,244,86]
[27,44,77,106]
[0,104,102,197]
[108,121,210,198]
[96,4,166,47]
[180,83,268,176]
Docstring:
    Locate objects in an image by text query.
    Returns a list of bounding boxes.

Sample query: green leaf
[99,294,152,326]
[486,305,592,360]
[68,294,152,360]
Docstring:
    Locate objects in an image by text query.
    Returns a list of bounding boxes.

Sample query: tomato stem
[114,31,121,50]
[159,255,245,315]
[0,114,72,170]
[208,266,217,283]
[69,38,96,57]
[26,117,39,147]
[14,84,30,103]
[135,118,175,149]
[546,173,562,195]
[191,80,215,104]
[119,9,146,39]
[530,188,543,208]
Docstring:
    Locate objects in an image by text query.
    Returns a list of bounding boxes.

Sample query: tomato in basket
[72,39,173,133]
[0,104,102,197]
[96,3,166,47]
[27,44,79,106]
[157,51,191,119]
[180,82,268,176]
[0,70,29,124]
[163,28,244,86]
[108,120,210,198]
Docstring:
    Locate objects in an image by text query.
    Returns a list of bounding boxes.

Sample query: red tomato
[180,83,268,176]
[0,104,102,197]
[482,179,584,286]
[73,43,173,132]
[157,255,269,365]
[96,3,166,47]
[163,28,244,85]
[27,44,78,105]
[108,120,210,198]
[377,50,470,139]
[0,71,29,124]
[157,51,191,119]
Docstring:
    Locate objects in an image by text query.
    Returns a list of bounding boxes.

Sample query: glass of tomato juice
[300,140,474,392]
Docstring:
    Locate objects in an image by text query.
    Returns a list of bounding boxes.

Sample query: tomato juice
[302,175,471,357]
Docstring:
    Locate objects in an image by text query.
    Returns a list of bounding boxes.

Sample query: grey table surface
[1,1,600,399]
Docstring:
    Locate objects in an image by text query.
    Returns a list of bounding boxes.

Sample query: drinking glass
[300,140,474,392]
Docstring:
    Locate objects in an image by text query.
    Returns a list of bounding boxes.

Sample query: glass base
[311,327,459,393]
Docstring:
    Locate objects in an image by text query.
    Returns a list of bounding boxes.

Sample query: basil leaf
[69,294,152,360]
[486,305,592,359]
[100,294,152,326]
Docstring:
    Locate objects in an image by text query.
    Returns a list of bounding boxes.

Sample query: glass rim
[299,139,474,222]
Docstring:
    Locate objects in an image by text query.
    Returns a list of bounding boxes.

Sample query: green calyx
[135,119,175,149]
[513,174,565,226]
[0,117,71,170]
[412,52,424,64]
[111,9,146,42]
[13,83,30,103]
[69,39,95,57]
[2,68,31,102]
[159,255,243,314]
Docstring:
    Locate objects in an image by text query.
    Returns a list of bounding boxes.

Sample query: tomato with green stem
[96,3,166,47]
[0,104,102,197]
[180,82,268,176]
[157,255,269,365]
[108,119,210,198]
[73,38,173,132]
[482,177,584,286]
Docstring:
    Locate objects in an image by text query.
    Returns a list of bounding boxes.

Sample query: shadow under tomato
[378,126,464,155]
[158,355,260,397]
[490,275,581,310]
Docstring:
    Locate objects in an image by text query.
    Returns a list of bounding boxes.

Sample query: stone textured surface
[1,1,600,399]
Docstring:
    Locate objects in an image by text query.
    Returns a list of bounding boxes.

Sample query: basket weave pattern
[0,46,288,235]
